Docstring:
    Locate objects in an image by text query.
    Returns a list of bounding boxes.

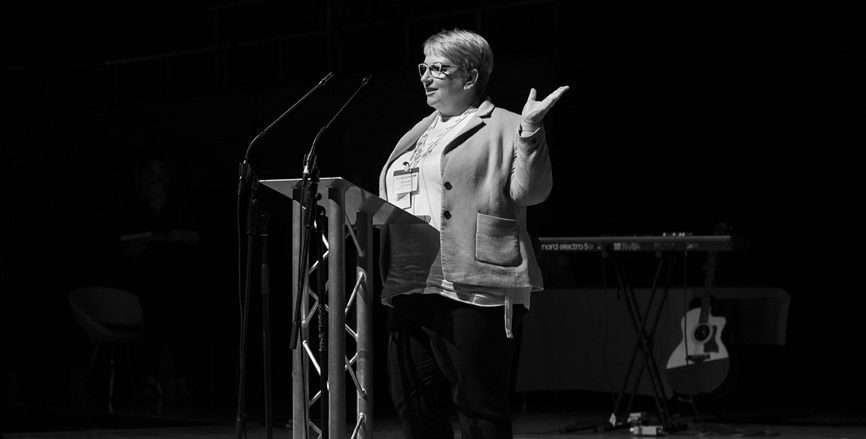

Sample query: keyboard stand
[558,246,682,434]
[605,245,680,432]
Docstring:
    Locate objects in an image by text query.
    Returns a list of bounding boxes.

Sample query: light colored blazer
[378,99,552,293]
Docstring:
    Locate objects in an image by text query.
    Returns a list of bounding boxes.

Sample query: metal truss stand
[261,177,428,439]
[292,179,373,439]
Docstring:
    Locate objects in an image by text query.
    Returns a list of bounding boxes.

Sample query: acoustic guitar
[665,224,731,396]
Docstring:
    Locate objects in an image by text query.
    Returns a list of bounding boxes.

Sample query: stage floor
[5,410,866,439]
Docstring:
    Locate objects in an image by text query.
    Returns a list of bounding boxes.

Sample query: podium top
[260,177,430,227]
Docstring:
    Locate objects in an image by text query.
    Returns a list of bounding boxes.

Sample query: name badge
[393,167,419,209]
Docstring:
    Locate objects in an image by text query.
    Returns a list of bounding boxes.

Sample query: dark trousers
[387,294,525,439]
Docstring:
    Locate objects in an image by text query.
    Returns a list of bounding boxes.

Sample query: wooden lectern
[261,177,428,439]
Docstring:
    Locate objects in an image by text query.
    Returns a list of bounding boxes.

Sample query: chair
[68,286,144,413]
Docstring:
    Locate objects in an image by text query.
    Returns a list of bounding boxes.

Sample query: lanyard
[406,110,474,169]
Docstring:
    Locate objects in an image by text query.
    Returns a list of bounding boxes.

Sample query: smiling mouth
[425,89,436,95]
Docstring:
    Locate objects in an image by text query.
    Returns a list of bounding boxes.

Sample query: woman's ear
[464,68,479,90]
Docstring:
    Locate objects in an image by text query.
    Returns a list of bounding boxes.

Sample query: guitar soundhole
[694,324,710,342]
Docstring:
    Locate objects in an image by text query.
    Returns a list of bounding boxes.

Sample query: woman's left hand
[521,85,570,131]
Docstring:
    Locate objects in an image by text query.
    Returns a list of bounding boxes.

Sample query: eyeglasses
[418,63,457,79]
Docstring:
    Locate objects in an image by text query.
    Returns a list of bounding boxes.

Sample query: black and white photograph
[1,1,863,438]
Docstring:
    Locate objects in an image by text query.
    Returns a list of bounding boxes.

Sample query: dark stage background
[1,0,864,428]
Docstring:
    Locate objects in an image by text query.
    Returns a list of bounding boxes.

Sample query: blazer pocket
[475,213,522,267]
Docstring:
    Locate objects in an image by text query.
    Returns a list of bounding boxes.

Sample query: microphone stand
[289,75,372,350]
[235,72,332,439]
[259,210,273,439]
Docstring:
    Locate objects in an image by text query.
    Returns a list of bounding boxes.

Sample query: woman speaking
[378,28,569,439]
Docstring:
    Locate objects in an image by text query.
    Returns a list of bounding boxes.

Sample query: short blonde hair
[423,28,494,97]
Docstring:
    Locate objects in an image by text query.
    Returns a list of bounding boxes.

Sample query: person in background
[120,156,201,413]
[378,28,569,438]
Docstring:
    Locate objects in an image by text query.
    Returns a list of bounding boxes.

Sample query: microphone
[238,72,333,194]
[290,74,371,350]
[243,72,333,162]
[302,74,373,178]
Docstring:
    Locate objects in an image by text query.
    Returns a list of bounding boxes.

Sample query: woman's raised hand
[521,85,570,131]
